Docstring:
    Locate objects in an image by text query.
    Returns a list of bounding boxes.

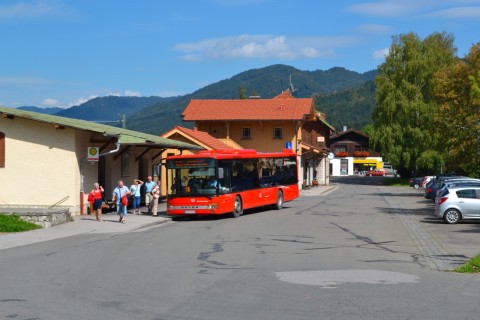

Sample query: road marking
[276,270,420,288]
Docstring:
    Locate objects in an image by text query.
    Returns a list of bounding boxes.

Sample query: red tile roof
[181,93,315,121]
[162,126,234,150]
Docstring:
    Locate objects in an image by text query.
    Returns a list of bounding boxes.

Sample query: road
[1,177,480,320]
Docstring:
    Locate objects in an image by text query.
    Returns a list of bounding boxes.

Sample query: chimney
[193,127,198,132]
[343,125,347,132]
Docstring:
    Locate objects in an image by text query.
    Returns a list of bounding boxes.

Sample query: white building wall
[0,117,79,211]
[330,157,354,176]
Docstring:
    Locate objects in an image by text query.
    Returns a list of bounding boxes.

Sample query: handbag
[87,192,94,204]
[121,194,128,206]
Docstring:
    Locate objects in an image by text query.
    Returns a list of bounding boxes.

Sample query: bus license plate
[184,210,196,214]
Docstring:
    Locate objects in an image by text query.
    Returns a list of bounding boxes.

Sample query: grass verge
[455,255,480,273]
[0,214,42,232]
[383,177,410,187]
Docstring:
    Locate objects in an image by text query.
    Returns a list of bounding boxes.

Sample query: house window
[334,144,346,152]
[121,150,131,177]
[0,132,4,168]
[242,128,251,139]
[354,145,368,152]
[274,128,283,139]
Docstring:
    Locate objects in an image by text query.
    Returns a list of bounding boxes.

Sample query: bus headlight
[206,203,218,209]
[168,205,175,210]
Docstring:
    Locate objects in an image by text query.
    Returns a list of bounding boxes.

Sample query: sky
[1,0,480,108]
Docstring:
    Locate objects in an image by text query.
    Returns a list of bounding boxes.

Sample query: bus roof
[166,149,296,160]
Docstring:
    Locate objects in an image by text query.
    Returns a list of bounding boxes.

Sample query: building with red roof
[177,90,336,187]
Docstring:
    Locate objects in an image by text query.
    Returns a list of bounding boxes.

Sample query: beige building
[180,91,336,187]
[0,106,200,215]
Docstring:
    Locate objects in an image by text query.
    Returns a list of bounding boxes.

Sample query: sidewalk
[1,185,338,251]
[300,184,338,197]
[0,202,170,251]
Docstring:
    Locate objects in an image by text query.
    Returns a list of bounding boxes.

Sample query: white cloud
[123,90,141,97]
[67,95,98,107]
[346,0,480,18]
[356,24,392,35]
[346,1,418,17]
[0,0,67,21]
[107,90,141,97]
[423,6,480,18]
[174,34,356,61]
[373,48,390,60]
[41,98,59,106]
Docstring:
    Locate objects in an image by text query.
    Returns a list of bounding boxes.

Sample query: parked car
[435,186,480,224]
[434,179,480,202]
[409,177,423,189]
[420,176,434,188]
[424,176,465,200]
[382,163,395,176]
[366,169,386,177]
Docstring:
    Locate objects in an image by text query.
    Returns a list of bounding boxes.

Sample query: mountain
[127,64,377,135]
[55,96,176,123]
[313,80,376,131]
[17,106,63,115]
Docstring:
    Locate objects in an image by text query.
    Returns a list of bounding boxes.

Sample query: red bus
[166,149,299,218]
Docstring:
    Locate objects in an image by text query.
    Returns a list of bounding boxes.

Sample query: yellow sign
[87,147,99,161]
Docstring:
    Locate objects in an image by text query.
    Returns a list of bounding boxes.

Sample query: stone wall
[0,208,72,228]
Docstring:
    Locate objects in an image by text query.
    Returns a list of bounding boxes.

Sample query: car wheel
[444,209,461,224]
[232,196,243,218]
[414,184,419,189]
[275,190,284,210]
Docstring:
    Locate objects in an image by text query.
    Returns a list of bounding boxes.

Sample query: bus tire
[275,190,284,210]
[232,196,243,218]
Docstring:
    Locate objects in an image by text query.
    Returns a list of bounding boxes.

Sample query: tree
[435,43,480,177]
[239,85,247,99]
[361,124,374,136]
[371,32,456,175]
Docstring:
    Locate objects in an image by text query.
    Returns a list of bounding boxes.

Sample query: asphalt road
[1,177,480,320]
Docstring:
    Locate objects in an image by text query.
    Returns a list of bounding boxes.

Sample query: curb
[130,217,172,231]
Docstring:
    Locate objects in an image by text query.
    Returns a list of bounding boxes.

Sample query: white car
[435,186,480,224]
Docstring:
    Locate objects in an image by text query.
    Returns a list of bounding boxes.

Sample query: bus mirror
[218,168,224,179]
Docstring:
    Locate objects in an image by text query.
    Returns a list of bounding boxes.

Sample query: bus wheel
[232,196,243,218]
[275,190,284,210]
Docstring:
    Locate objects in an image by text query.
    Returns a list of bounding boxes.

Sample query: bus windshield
[166,158,221,197]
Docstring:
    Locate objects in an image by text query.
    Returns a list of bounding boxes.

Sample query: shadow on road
[330,176,388,186]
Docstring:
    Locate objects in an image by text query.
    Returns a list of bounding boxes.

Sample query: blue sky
[1,0,479,108]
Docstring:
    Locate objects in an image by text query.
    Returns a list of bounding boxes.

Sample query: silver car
[435,178,480,203]
[435,186,480,224]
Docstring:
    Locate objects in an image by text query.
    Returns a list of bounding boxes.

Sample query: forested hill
[127,64,377,135]
[313,80,376,130]
[55,96,176,122]
[17,106,63,115]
